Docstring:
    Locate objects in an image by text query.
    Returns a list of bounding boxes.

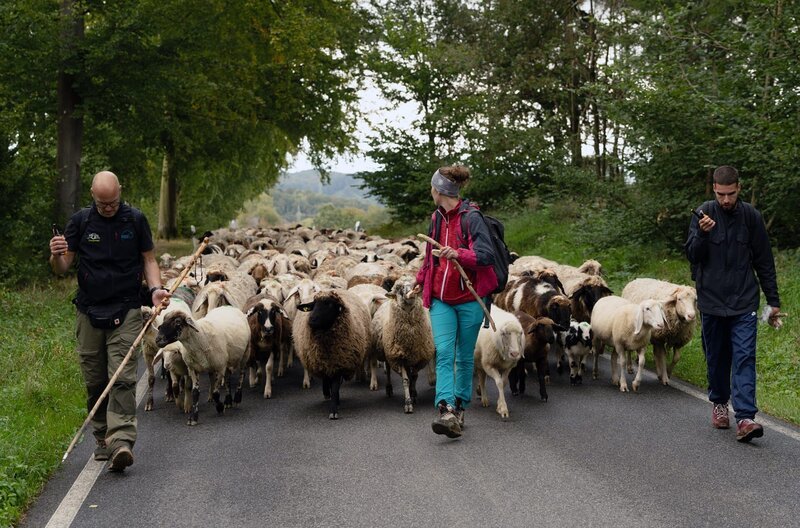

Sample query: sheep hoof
[620,386,629,393]
[369,382,378,391]
[187,419,198,426]
[511,390,519,396]
[476,386,482,397]
[263,392,272,399]
[544,375,551,384]
[234,389,242,404]
[481,398,489,408]
[632,383,640,392]
[302,381,311,389]
[329,412,339,420]
[145,400,153,412]
[540,395,548,402]
[386,386,393,397]
[215,401,225,414]
[404,399,414,413]
[165,394,175,402]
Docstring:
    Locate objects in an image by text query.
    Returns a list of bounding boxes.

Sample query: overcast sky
[287,81,416,175]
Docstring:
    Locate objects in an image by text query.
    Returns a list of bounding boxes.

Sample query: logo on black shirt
[121,229,134,241]
[87,232,100,243]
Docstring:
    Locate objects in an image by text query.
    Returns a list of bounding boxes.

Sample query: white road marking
[45,366,152,528]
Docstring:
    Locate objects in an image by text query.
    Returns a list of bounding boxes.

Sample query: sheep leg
[248,359,259,388]
[384,362,393,397]
[486,366,509,419]
[188,369,201,426]
[302,367,311,389]
[667,346,681,377]
[223,368,235,409]
[277,347,287,378]
[263,353,274,399]
[401,366,413,414]
[286,342,294,369]
[592,339,604,380]
[534,357,548,402]
[212,369,225,414]
[173,374,183,411]
[328,374,343,420]
[508,360,520,396]
[478,369,489,407]
[145,362,155,411]
[369,357,379,391]
[569,353,582,385]
[632,348,646,392]
[409,368,419,403]
[164,370,175,402]
[609,346,620,386]
[234,364,245,406]
[615,346,629,392]
[653,342,668,385]
[625,349,634,374]
[322,376,331,400]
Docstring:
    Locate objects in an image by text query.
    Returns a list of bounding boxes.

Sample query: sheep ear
[286,286,299,301]
[278,306,289,319]
[186,317,200,332]
[386,291,397,299]
[634,306,644,335]
[245,306,257,318]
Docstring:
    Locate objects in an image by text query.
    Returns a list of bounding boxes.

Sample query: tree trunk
[157,143,178,239]
[55,0,84,225]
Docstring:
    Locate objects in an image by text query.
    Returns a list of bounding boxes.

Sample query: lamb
[474,306,525,419]
[243,294,291,399]
[369,278,435,413]
[140,298,192,411]
[156,306,251,425]
[508,312,558,402]
[559,320,593,385]
[292,288,372,419]
[621,278,697,385]
[590,295,666,392]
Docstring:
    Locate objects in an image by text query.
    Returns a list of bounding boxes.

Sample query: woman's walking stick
[62,234,212,462]
[417,233,496,331]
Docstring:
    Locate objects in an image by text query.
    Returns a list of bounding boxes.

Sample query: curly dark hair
[438,165,471,188]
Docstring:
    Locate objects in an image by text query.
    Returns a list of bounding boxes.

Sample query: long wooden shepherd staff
[417,233,496,331]
[62,234,212,462]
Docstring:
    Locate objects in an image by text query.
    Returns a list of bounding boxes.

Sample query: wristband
[149,286,167,296]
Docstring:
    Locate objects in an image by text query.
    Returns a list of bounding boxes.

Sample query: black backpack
[461,207,512,295]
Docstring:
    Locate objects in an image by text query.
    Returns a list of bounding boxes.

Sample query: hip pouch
[86,303,129,329]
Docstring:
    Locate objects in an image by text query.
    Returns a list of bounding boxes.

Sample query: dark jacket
[65,203,154,310]
[415,199,497,308]
[685,199,780,317]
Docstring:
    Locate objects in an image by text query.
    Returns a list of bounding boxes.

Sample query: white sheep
[621,278,697,385]
[292,288,372,419]
[156,306,251,425]
[590,295,666,392]
[369,278,434,413]
[474,306,526,419]
[191,271,258,318]
[140,298,192,411]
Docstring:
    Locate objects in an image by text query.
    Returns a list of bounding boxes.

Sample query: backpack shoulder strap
[78,206,92,240]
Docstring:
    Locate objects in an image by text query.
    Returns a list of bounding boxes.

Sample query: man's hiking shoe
[108,444,134,472]
[93,439,110,461]
[432,400,462,438]
[712,403,730,429]
[736,419,764,443]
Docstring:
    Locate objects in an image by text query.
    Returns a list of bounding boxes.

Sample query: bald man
[49,171,169,472]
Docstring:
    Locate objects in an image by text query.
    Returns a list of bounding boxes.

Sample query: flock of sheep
[142,223,697,424]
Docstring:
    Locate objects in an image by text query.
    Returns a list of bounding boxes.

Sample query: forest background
[2,0,800,285]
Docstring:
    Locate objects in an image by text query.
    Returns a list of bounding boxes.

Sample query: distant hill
[276,169,379,205]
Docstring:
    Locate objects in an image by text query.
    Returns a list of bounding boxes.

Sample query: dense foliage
[359,0,800,252]
[0,0,368,284]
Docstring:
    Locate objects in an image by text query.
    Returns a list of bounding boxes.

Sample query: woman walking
[413,166,497,438]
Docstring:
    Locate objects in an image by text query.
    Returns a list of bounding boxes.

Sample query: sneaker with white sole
[712,403,730,429]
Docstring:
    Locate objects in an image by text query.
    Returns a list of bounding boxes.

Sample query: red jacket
[415,199,498,308]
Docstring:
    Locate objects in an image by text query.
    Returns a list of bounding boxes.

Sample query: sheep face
[547,297,572,329]
[386,278,417,310]
[247,299,288,340]
[307,293,346,331]
[673,288,697,322]
[635,300,666,334]
[527,317,557,347]
[498,323,524,362]
[156,312,198,347]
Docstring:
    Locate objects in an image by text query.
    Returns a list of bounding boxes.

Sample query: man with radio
[49,171,169,471]
[685,165,780,443]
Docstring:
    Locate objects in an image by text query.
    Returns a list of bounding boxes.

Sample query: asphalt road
[21,357,800,528]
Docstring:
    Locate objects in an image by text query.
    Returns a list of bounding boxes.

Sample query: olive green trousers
[75,308,142,451]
